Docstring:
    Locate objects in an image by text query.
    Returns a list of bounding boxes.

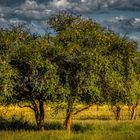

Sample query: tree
[0,28,61,130]
[48,12,140,125]
[128,54,140,120]
[0,27,22,104]
[96,32,140,120]
[48,13,106,132]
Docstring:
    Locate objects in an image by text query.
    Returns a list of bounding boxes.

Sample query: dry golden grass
[1,105,140,140]
[0,104,140,122]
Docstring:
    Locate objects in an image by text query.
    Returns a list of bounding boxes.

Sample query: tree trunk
[130,100,140,120]
[130,105,137,120]
[115,106,121,120]
[65,108,72,133]
[38,100,45,130]
[65,98,74,132]
[32,100,45,130]
[96,104,99,111]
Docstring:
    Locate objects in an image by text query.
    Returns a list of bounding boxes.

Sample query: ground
[0,105,140,140]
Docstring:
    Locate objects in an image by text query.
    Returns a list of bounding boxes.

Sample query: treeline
[0,13,140,131]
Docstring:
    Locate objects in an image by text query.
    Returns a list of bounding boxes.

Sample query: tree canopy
[0,13,140,130]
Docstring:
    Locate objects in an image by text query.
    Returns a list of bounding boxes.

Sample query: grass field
[0,105,140,140]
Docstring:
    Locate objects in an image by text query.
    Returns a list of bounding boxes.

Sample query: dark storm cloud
[47,0,140,12]
[0,0,25,7]
[0,0,140,22]
[0,0,51,22]
[0,0,140,41]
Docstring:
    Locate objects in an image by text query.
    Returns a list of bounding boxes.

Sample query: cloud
[0,0,25,7]
[0,0,140,46]
[9,18,27,25]
[14,9,51,21]
[0,0,52,22]
[49,0,72,9]
[47,0,140,12]
[0,0,140,22]
[103,16,140,34]
[0,17,7,23]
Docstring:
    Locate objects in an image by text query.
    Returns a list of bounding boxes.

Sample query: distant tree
[97,32,140,120]
[128,53,140,120]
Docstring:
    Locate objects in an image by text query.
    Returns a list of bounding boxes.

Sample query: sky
[0,0,140,47]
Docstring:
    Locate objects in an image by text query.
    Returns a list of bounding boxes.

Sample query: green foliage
[0,13,140,129]
[10,37,59,103]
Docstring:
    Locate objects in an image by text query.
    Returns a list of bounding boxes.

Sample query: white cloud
[115,16,126,21]
[13,0,52,20]
[20,0,46,10]
[49,0,73,9]
[0,0,140,45]
[0,17,7,22]
[47,0,140,12]
[81,0,86,3]
[9,18,27,25]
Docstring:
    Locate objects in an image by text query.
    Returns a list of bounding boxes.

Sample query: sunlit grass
[0,105,140,140]
[1,105,138,121]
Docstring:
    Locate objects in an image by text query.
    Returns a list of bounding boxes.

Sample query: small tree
[96,32,140,120]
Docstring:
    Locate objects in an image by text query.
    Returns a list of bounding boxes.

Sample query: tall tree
[48,13,140,125]
[48,13,105,132]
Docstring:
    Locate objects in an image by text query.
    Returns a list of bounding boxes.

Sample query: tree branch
[18,104,34,110]
[73,104,93,115]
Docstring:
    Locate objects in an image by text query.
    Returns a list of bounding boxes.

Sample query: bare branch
[73,104,93,115]
[18,104,34,110]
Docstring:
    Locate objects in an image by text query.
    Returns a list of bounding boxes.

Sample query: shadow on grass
[45,122,95,132]
[3,116,137,133]
[72,123,94,132]
[44,121,64,130]
[0,116,36,130]
[0,116,94,132]
[78,115,112,120]
[0,116,64,131]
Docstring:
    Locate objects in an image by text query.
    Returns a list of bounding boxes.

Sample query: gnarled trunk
[38,101,45,130]
[130,105,137,120]
[65,99,74,132]
[129,100,140,120]
[115,106,121,120]
[32,100,45,130]
[96,104,99,111]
